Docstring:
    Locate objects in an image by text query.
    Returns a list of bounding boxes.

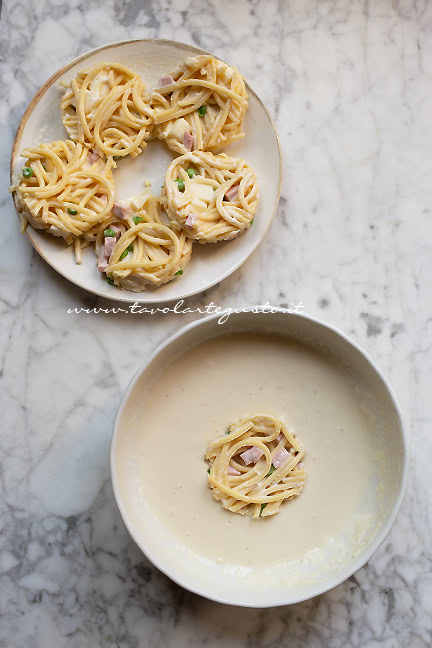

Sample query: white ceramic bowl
[111,309,407,606]
[10,39,281,303]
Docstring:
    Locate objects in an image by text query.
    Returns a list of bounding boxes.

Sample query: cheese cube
[190,183,214,203]
[166,118,191,142]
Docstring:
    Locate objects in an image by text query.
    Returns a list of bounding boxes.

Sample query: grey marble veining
[1,0,431,646]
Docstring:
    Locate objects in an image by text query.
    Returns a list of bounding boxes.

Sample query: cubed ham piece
[104,236,116,258]
[113,202,129,219]
[110,224,122,239]
[185,212,197,227]
[272,447,290,469]
[87,150,100,164]
[224,184,239,202]
[97,256,108,272]
[183,130,194,151]
[240,446,264,466]
[159,75,175,87]
[228,466,241,476]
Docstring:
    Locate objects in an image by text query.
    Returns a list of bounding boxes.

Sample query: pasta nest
[160,151,258,242]
[95,192,192,292]
[14,140,114,246]
[151,54,248,154]
[205,414,306,519]
[60,62,153,159]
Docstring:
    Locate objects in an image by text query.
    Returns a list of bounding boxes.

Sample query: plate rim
[10,38,282,304]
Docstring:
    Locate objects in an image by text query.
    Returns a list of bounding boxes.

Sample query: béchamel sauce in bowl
[111,309,407,607]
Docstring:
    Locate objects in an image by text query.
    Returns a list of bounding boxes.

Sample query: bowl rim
[110,307,408,607]
[9,38,282,304]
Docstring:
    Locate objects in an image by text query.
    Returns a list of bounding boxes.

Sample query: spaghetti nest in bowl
[60,62,153,159]
[205,414,306,519]
[151,54,248,154]
[13,140,115,262]
[161,151,258,242]
[95,191,192,292]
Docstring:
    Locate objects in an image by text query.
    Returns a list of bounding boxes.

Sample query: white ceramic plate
[111,309,408,607]
[10,40,281,303]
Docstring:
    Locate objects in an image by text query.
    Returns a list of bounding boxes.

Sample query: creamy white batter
[128,333,383,568]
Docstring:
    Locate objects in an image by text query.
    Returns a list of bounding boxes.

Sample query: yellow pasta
[11,54,259,290]
[151,54,248,154]
[12,140,115,264]
[95,191,192,292]
[60,62,153,158]
[205,414,305,519]
[161,150,258,242]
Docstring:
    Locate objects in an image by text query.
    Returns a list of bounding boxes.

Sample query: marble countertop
[1,0,431,646]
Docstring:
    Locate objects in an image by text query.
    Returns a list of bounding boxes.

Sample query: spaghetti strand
[12,140,115,260]
[161,150,258,242]
[205,414,306,519]
[151,55,248,154]
[61,62,153,158]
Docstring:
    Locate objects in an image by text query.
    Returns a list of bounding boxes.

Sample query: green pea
[104,228,116,237]
[106,277,115,286]
[266,465,275,478]
[260,503,267,514]
[250,218,254,225]
[175,178,185,192]
[133,216,144,225]
[175,269,184,276]
[198,105,207,116]
[22,167,34,178]
[186,168,197,178]
[68,208,78,216]
[119,245,133,260]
